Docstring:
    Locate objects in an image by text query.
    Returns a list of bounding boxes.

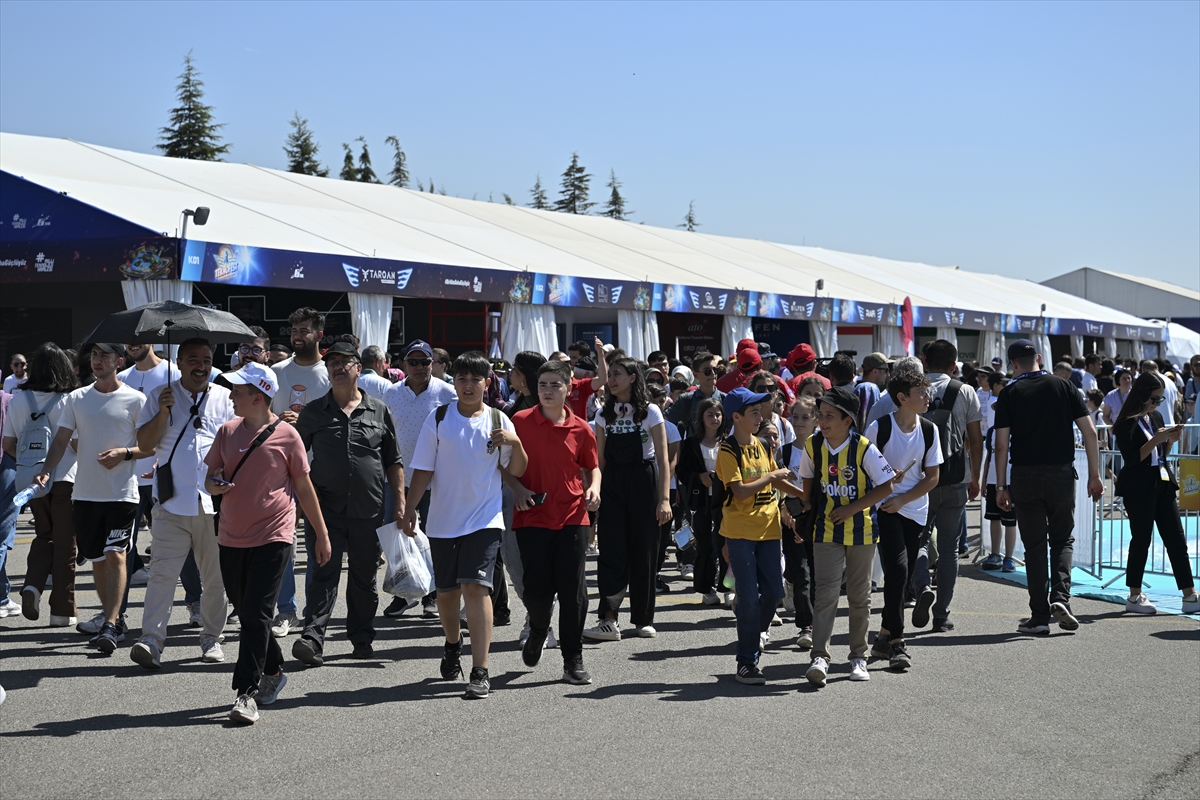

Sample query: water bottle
[13,485,38,508]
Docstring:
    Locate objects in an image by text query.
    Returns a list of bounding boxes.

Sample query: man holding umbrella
[34,343,149,652]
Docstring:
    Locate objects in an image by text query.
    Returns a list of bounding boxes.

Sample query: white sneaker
[545,626,559,649]
[200,635,225,663]
[848,657,870,681]
[131,638,162,670]
[680,564,695,580]
[519,615,532,648]
[634,625,657,638]
[724,592,736,609]
[48,615,77,627]
[582,618,621,642]
[701,592,721,605]
[796,628,813,650]
[806,656,829,687]
[186,601,203,627]
[0,598,20,618]
[770,612,783,627]
[782,581,795,613]
[270,611,299,638]
[759,631,770,651]
[77,612,105,634]
[130,568,150,586]
[1125,594,1156,614]
[1182,593,1200,614]
[229,694,258,724]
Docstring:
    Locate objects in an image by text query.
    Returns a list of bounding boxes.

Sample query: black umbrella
[84,300,257,347]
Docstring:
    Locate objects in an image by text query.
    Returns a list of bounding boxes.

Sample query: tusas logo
[396,268,413,290]
[34,252,54,272]
[582,283,621,304]
[342,263,361,288]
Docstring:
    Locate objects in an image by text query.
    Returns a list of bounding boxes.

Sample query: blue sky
[2,1,1197,290]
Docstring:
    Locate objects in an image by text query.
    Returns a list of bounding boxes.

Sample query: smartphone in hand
[530,492,548,507]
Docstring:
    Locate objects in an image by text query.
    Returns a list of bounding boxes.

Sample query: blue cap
[1007,338,1037,363]
[723,386,771,418]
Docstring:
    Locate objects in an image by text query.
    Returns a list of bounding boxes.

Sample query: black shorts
[429,528,502,593]
[73,500,139,562]
[984,485,1017,527]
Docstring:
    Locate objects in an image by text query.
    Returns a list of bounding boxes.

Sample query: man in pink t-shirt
[203,363,331,725]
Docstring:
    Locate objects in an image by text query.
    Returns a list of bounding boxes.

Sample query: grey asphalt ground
[1,506,1197,800]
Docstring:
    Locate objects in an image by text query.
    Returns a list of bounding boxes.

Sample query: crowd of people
[1,307,1197,720]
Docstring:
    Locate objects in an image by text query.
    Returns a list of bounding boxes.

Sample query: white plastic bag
[376,521,435,600]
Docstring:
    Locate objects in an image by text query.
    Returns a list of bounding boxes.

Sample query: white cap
[224,362,279,398]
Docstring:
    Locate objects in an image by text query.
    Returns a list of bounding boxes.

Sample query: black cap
[88,343,124,356]
[1007,339,1037,363]
[817,386,859,420]
[322,341,360,362]
[574,356,597,372]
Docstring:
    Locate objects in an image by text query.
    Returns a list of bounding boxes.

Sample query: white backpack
[14,393,55,500]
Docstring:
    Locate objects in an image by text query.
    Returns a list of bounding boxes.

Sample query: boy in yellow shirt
[716,387,803,685]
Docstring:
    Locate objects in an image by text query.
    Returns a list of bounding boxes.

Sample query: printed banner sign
[0,237,179,284]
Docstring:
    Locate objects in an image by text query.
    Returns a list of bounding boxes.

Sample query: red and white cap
[224,362,279,398]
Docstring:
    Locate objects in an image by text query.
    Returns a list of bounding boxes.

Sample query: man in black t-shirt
[992,340,1103,635]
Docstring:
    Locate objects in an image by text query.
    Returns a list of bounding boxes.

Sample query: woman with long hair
[677,397,727,603]
[583,358,672,641]
[1112,372,1198,615]
[1,343,80,625]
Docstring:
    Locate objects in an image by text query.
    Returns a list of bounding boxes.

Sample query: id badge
[1160,466,1171,482]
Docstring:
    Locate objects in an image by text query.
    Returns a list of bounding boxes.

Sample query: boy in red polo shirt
[510,359,601,684]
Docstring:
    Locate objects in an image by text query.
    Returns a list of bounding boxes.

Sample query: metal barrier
[1089,423,1200,588]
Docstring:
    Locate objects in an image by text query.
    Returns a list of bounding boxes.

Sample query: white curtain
[501,303,558,359]
[1105,337,1118,358]
[121,278,192,309]
[616,309,660,361]
[812,320,838,359]
[935,326,958,349]
[874,325,905,359]
[349,292,393,353]
[720,316,755,359]
[1036,332,1054,370]
[1131,339,1144,362]
[979,330,1002,366]
[1070,335,1085,360]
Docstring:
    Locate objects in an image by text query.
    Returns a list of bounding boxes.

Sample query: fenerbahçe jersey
[798,433,894,546]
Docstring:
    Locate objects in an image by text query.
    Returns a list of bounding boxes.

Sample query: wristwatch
[124,448,133,461]
[995,484,1008,491]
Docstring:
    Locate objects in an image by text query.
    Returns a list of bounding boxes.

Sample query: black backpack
[720,434,776,508]
[920,379,966,486]
[875,414,937,479]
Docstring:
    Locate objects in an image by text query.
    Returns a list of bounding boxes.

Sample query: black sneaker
[912,588,935,629]
[1050,602,1079,631]
[421,596,438,618]
[494,609,511,627]
[931,619,955,633]
[440,639,463,680]
[95,622,120,654]
[870,633,891,660]
[383,597,417,618]
[351,642,373,659]
[292,637,324,667]
[562,658,592,685]
[655,578,672,594]
[735,663,766,685]
[522,627,547,668]
[1017,618,1051,635]
[465,667,490,698]
[888,641,912,670]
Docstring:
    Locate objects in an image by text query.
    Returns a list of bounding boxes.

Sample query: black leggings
[876,510,927,638]
[596,461,659,627]
[1124,481,1194,591]
[692,507,724,594]
[783,504,817,628]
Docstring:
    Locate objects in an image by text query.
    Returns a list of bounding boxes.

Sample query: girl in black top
[1112,372,1198,615]
[676,397,727,603]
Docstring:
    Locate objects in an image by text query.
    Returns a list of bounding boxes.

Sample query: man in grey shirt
[866,342,982,632]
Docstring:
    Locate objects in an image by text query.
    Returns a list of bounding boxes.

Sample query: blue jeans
[0,452,17,597]
[726,537,784,666]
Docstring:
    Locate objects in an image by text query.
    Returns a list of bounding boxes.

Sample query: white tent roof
[0,132,1162,335]
[1160,321,1200,363]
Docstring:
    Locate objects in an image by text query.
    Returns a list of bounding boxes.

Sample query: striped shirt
[797,433,894,545]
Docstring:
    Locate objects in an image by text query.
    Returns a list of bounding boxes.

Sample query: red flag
[901,297,914,357]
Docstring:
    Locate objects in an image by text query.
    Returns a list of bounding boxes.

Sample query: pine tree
[340,144,359,181]
[554,153,594,214]
[601,169,631,220]
[678,201,700,232]
[356,137,380,183]
[502,193,515,205]
[157,51,230,161]
[283,112,328,176]
[428,178,435,193]
[529,174,551,209]
[415,179,425,191]
[385,136,409,187]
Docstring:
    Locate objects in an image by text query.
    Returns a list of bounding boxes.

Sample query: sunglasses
[406,358,432,367]
[1150,395,1165,405]
[700,367,716,376]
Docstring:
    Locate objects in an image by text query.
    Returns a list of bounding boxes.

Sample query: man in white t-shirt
[864,369,942,671]
[117,343,178,594]
[3,354,27,393]
[404,351,528,700]
[382,339,456,618]
[35,343,149,653]
[357,345,394,400]
[266,308,332,636]
[130,338,236,669]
